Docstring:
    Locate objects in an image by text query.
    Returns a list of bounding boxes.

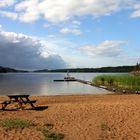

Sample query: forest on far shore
[0,64,140,73]
[34,65,136,73]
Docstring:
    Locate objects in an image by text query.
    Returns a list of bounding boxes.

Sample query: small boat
[64,71,75,80]
[54,71,76,82]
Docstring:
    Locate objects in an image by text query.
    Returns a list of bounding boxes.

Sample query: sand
[0,94,140,140]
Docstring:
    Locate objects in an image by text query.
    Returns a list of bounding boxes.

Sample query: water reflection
[0,73,116,95]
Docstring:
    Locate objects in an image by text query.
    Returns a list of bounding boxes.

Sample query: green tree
[135,63,140,71]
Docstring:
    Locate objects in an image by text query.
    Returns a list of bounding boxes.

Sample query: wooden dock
[54,78,140,94]
[54,78,107,89]
[76,79,108,89]
[53,79,76,82]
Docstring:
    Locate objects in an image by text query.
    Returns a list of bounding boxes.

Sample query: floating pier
[54,78,105,89]
[53,79,76,82]
[54,78,140,94]
[76,79,108,89]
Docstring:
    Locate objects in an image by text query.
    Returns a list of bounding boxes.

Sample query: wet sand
[0,94,140,140]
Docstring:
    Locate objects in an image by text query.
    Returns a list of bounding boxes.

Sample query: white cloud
[0,0,15,7]
[0,25,66,69]
[15,0,40,23]
[80,40,127,57]
[72,20,81,25]
[38,0,124,22]
[131,10,140,18]
[0,10,17,20]
[0,25,2,30]
[130,4,140,18]
[18,11,39,23]
[60,27,81,35]
[0,0,140,22]
[13,0,139,23]
[43,24,51,29]
[0,0,139,23]
[59,20,81,35]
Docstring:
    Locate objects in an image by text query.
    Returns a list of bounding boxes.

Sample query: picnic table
[0,95,37,110]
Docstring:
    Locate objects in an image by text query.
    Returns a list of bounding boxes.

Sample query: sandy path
[0,94,140,140]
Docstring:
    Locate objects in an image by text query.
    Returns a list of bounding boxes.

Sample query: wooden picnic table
[0,95,37,110]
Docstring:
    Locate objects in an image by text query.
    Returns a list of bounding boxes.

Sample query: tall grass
[93,75,140,90]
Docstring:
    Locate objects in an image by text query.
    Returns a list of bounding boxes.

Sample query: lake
[0,73,126,95]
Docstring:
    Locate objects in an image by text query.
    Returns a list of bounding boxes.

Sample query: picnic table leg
[16,100,24,110]
[2,103,7,110]
[30,102,35,108]
[12,97,24,110]
[24,97,35,108]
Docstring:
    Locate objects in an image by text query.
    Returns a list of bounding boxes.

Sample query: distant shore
[0,94,140,140]
[0,65,135,73]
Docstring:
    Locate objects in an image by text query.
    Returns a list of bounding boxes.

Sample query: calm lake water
[0,73,126,95]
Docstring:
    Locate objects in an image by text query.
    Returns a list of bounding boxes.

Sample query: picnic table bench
[0,95,37,110]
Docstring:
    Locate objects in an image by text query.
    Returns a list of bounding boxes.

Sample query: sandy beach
[0,94,140,140]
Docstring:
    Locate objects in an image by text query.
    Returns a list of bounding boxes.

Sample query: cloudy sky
[0,0,140,69]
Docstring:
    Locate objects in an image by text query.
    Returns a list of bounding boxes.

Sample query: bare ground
[0,94,140,140]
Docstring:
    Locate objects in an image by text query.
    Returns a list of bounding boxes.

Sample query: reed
[93,75,140,90]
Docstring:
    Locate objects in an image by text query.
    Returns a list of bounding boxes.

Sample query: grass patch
[101,123,109,131]
[37,128,64,140]
[1,118,35,130]
[93,75,140,90]
[1,119,64,140]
